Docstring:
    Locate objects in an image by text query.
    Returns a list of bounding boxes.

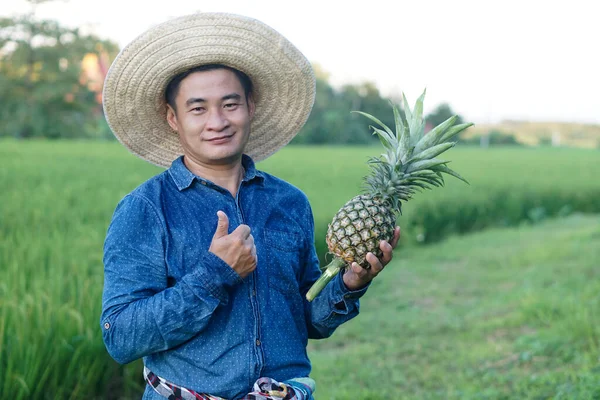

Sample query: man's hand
[342,226,401,291]
[209,211,257,279]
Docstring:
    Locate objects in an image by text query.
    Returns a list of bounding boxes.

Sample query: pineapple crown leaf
[438,122,474,144]
[390,100,411,163]
[403,170,437,177]
[405,89,426,146]
[353,89,469,212]
[370,126,397,151]
[401,92,413,125]
[405,158,448,174]
[351,111,394,137]
[406,142,455,164]
[413,115,457,154]
[430,164,470,185]
[351,110,401,159]
[390,101,407,137]
[399,127,412,164]
[438,174,446,187]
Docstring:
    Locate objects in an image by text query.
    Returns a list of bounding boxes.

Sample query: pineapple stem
[305,257,346,302]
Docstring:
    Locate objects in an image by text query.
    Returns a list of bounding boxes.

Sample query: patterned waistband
[143,366,315,400]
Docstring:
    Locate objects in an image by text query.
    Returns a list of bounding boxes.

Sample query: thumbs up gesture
[209,211,257,279]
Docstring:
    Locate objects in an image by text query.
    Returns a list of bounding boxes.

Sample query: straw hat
[102,12,316,168]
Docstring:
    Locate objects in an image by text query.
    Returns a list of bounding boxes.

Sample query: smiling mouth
[206,133,234,142]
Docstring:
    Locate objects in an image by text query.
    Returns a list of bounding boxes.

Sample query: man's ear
[247,94,256,120]
[166,104,178,132]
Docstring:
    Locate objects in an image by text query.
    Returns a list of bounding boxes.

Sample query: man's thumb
[213,211,229,239]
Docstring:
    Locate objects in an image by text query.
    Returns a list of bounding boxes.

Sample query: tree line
[0,3,464,144]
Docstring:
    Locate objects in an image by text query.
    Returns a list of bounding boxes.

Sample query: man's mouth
[205,133,234,143]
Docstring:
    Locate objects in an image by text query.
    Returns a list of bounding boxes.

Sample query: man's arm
[100,195,243,364]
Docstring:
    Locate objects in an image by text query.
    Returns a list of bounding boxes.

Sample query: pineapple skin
[326,194,396,268]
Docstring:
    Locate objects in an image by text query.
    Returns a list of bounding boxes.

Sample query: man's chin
[184,149,244,167]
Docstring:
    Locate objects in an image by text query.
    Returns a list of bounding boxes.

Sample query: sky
[3,0,600,124]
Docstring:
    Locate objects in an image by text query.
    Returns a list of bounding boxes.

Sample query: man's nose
[206,108,230,131]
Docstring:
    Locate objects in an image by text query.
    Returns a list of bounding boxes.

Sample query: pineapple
[306,90,472,301]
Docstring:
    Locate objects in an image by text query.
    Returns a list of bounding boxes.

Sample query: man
[101,13,399,400]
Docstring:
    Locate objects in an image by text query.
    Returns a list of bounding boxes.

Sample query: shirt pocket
[263,228,303,295]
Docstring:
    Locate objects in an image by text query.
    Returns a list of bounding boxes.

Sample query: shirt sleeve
[297,200,370,339]
[100,194,243,364]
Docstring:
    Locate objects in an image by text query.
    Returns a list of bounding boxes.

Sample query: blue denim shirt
[101,155,368,399]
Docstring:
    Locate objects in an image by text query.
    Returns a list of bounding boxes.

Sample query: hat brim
[102,13,316,168]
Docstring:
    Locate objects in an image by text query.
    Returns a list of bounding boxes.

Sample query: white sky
[3,0,599,124]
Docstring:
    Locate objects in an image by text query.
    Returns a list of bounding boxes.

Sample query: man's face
[166,68,255,167]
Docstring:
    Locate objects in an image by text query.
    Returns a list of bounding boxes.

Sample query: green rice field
[1,139,599,399]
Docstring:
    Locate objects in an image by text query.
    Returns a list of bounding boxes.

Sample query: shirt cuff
[185,252,243,303]
[337,272,371,298]
[329,273,370,315]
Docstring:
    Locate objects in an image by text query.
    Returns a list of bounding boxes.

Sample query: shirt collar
[168,154,265,191]
[241,154,265,183]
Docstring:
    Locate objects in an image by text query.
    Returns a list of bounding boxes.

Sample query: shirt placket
[235,182,265,383]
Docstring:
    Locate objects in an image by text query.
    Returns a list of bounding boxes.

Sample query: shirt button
[201,181,207,185]
[252,289,256,296]
[256,339,261,346]
[104,322,110,330]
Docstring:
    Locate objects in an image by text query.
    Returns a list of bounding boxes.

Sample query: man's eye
[224,103,239,109]
[191,107,205,112]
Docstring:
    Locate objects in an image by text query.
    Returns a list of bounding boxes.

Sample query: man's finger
[366,252,384,274]
[212,211,229,239]
[248,235,257,258]
[351,262,367,278]
[232,224,251,240]
[379,240,394,265]
[390,226,401,248]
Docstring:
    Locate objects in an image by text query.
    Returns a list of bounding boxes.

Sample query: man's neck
[183,155,244,197]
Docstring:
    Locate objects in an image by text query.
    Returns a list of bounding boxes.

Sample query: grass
[0,140,153,399]
[259,145,600,256]
[0,139,599,398]
[309,214,600,399]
